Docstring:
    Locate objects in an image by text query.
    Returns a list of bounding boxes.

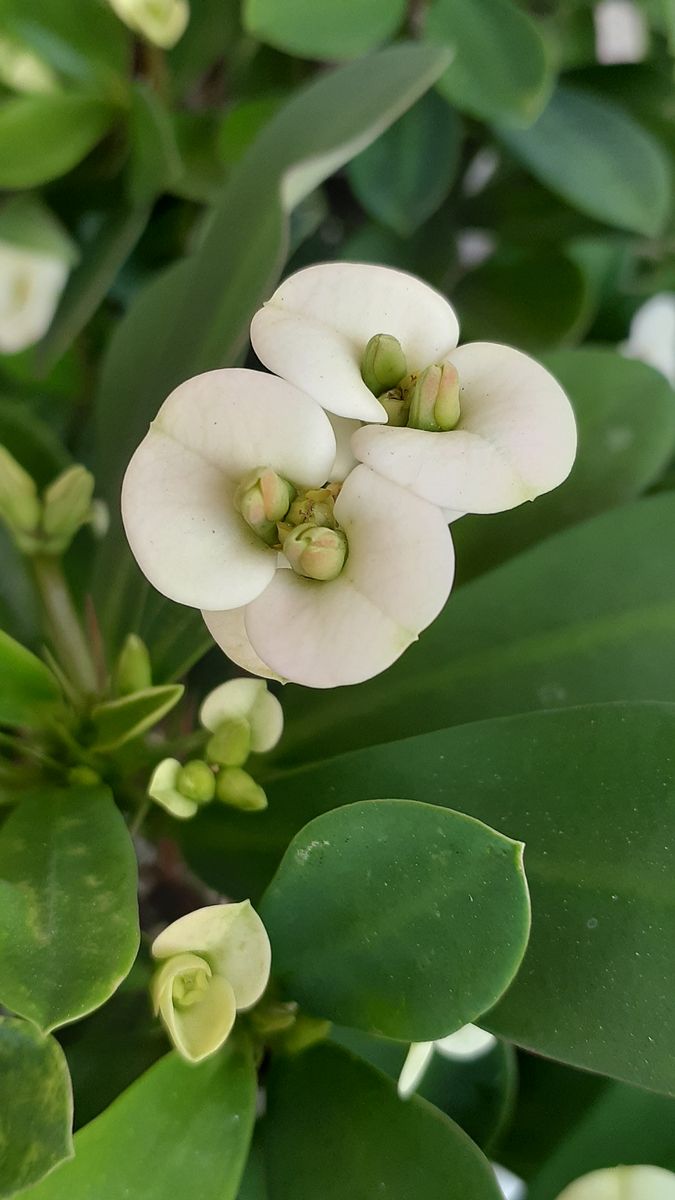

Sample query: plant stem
[31,556,99,701]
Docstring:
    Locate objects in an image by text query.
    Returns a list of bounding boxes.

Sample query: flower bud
[407,363,461,433]
[200,678,283,754]
[361,333,407,396]
[148,758,199,819]
[42,465,96,554]
[0,36,59,95]
[234,467,295,546]
[283,523,348,581]
[107,0,190,48]
[115,633,152,696]
[286,487,337,530]
[0,445,41,552]
[176,760,216,805]
[216,767,268,812]
[207,718,251,767]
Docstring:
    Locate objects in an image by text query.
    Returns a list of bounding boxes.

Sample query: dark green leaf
[261,800,530,1040]
[0,94,116,188]
[0,1018,73,1199]
[25,1043,256,1200]
[0,398,69,485]
[0,786,139,1032]
[243,0,407,59]
[498,85,672,236]
[265,1043,502,1199]
[128,84,181,205]
[425,0,551,125]
[0,629,61,728]
[89,684,184,751]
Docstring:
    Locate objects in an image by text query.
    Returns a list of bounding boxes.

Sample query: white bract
[251,262,577,515]
[621,293,675,386]
[200,677,283,756]
[0,243,69,355]
[397,1024,496,1099]
[107,0,190,47]
[556,1166,675,1200]
[0,35,58,94]
[151,902,271,1062]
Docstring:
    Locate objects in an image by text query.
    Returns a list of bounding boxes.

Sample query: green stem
[31,556,99,701]
[130,796,151,837]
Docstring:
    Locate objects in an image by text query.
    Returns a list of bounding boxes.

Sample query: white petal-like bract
[0,243,68,354]
[557,1166,675,1200]
[152,900,271,1011]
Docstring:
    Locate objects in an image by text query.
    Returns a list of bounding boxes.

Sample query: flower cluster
[123,263,576,688]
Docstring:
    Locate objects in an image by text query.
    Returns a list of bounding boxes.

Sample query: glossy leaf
[0,94,116,188]
[265,1043,502,1199]
[347,91,462,236]
[453,349,675,583]
[261,800,530,1040]
[243,0,407,59]
[25,1043,256,1200]
[0,786,139,1032]
[277,493,675,762]
[89,684,184,751]
[498,85,671,237]
[425,0,551,125]
[454,252,589,350]
[0,629,62,728]
[0,1018,73,1199]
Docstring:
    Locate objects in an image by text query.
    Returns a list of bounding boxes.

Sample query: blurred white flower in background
[495,1163,526,1200]
[556,1165,675,1199]
[108,0,190,48]
[398,1022,497,1099]
[0,197,76,356]
[594,1,648,64]
[621,293,675,386]
[0,35,58,94]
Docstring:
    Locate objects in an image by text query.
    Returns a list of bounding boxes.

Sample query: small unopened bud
[361,333,408,396]
[234,467,295,546]
[286,487,337,530]
[107,0,190,49]
[407,363,461,433]
[176,760,216,805]
[0,445,41,552]
[42,464,96,554]
[207,718,251,767]
[115,633,152,696]
[283,523,348,581]
[216,767,268,812]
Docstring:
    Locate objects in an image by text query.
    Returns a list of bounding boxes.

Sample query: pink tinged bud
[407,362,461,433]
[234,467,295,546]
[283,522,348,581]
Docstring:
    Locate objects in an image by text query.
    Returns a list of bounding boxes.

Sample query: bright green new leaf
[454,252,589,350]
[0,1018,73,1199]
[0,786,139,1032]
[425,0,551,125]
[89,684,184,751]
[347,91,462,236]
[498,85,672,237]
[454,349,675,582]
[0,93,117,188]
[261,799,530,1040]
[0,629,62,728]
[243,0,407,60]
[265,1043,502,1199]
[24,1044,256,1200]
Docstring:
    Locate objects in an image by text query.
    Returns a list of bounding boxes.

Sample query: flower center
[172,957,211,1009]
[235,469,348,581]
[360,333,461,432]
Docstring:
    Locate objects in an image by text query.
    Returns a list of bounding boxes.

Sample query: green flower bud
[207,717,251,767]
[234,467,295,546]
[42,464,96,554]
[0,445,41,552]
[361,333,407,397]
[176,760,216,805]
[407,363,461,433]
[115,633,152,696]
[286,486,337,530]
[283,523,348,581]
[248,999,298,1037]
[216,767,268,812]
[148,758,198,820]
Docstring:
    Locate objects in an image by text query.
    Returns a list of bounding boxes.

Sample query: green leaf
[0,398,69,485]
[498,85,672,237]
[257,703,675,1093]
[128,84,181,205]
[0,629,61,728]
[347,91,461,236]
[453,348,675,583]
[243,0,407,59]
[0,93,116,188]
[278,493,675,763]
[0,1018,73,1199]
[265,1043,502,1199]
[0,0,130,86]
[425,0,552,125]
[0,786,139,1032]
[89,684,184,751]
[454,251,589,350]
[24,1043,256,1200]
[261,799,530,1040]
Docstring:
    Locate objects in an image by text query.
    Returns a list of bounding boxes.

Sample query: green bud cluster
[359,332,462,433]
[234,466,295,546]
[0,447,101,556]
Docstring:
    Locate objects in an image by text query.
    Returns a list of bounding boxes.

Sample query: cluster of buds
[0,450,105,557]
[147,677,283,820]
[361,332,461,434]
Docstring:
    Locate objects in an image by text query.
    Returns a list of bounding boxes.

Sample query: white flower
[251,262,577,515]
[0,36,58,94]
[0,243,68,355]
[594,1,648,65]
[151,902,271,1062]
[556,1166,675,1199]
[621,293,675,386]
[107,0,189,48]
[397,1023,496,1099]
[200,677,283,755]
